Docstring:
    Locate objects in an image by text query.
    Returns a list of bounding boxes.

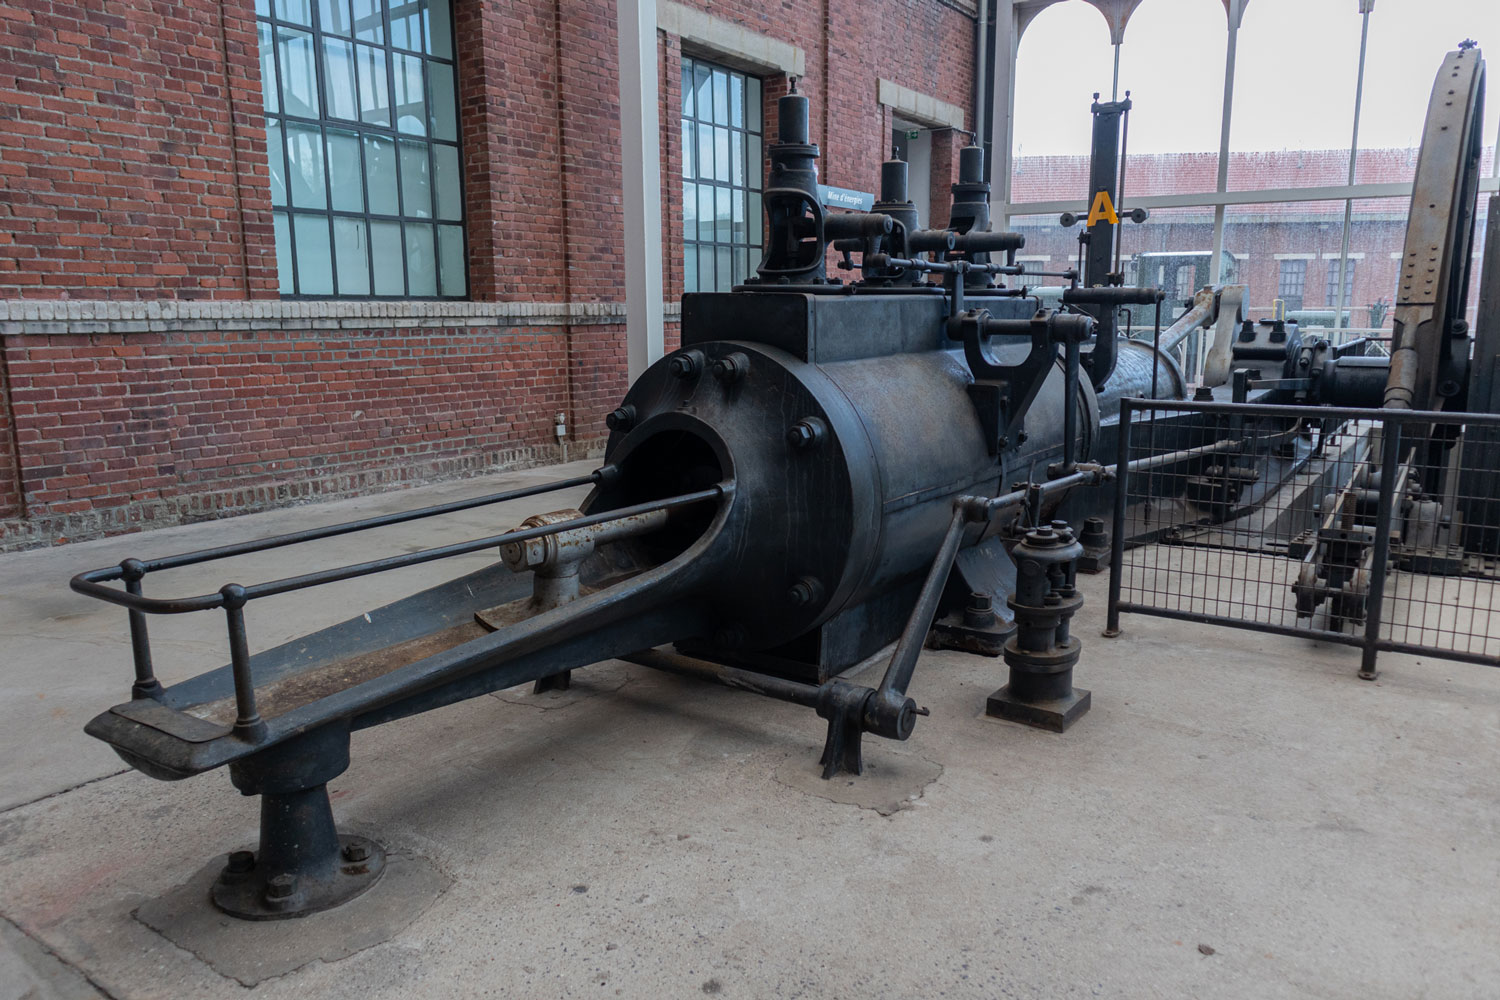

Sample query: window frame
[256,0,468,299]
[680,55,763,294]
[1326,256,1356,309]
[1278,258,1307,312]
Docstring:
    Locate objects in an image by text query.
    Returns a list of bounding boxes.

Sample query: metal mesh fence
[1108,399,1500,676]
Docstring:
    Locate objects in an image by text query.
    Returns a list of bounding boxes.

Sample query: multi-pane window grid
[681,57,762,293]
[256,0,465,298]
[1326,258,1355,309]
[1277,259,1306,311]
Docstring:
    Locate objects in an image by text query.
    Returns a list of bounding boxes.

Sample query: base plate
[926,613,1015,657]
[986,685,1091,732]
[210,834,386,920]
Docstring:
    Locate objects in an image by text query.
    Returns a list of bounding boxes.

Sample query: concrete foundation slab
[0,461,1497,998]
[136,851,449,986]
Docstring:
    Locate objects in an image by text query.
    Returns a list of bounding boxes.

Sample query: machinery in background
[68,47,1492,922]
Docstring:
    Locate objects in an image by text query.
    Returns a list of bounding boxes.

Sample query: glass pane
[276,28,319,118]
[698,246,714,291]
[681,61,692,117]
[353,0,383,42]
[693,64,711,123]
[323,38,358,120]
[437,224,465,296]
[684,243,698,293]
[731,188,744,242]
[683,181,696,243]
[711,69,728,125]
[433,144,461,220]
[275,0,311,26]
[1009,4,1107,198]
[355,44,389,126]
[371,220,404,293]
[391,0,422,50]
[747,134,761,189]
[426,0,452,59]
[716,246,732,291]
[333,217,370,295]
[715,186,730,243]
[680,121,693,179]
[257,23,278,114]
[714,127,729,183]
[399,139,431,217]
[1227,0,1359,190]
[394,54,426,135]
[730,131,743,187]
[1112,0,1225,197]
[730,243,742,285]
[266,121,286,206]
[325,128,363,211]
[748,191,761,246]
[285,122,326,209]
[364,135,399,213]
[429,62,457,141]
[729,73,744,129]
[696,122,712,181]
[697,186,713,243]
[320,0,353,36]
[746,76,761,133]
[406,222,436,295]
[1357,6,1499,184]
[273,210,293,293]
[256,0,270,17]
[293,213,333,294]
[741,247,753,283]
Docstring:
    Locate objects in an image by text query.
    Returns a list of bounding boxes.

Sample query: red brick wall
[0,0,981,547]
[0,0,276,298]
[0,321,591,546]
[0,350,19,519]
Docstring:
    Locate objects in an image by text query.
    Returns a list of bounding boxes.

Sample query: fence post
[1104,399,1133,638]
[1360,417,1402,680]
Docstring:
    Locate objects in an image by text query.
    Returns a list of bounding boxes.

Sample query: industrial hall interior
[2,0,1499,996]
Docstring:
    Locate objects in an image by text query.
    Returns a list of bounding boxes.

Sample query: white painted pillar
[989,0,1018,229]
[618,0,664,380]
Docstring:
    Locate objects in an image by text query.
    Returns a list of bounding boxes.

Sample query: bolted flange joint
[668,350,706,380]
[710,352,749,384]
[605,405,636,432]
[787,417,828,450]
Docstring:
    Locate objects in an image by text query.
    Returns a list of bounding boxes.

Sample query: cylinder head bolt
[711,352,749,385]
[986,522,1091,731]
[787,417,828,451]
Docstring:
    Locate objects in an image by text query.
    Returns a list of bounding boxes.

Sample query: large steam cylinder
[1096,338,1187,420]
[595,291,1095,681]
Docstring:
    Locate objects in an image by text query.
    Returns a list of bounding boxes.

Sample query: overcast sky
[1012,0,1499,157]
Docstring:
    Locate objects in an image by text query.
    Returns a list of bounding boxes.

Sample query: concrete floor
[1,461,1497,999]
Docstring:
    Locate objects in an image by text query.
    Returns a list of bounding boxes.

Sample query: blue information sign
[817,184,875,212]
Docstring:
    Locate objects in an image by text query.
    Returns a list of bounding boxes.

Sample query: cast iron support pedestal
[987,523,1091,731]
[211,725,385,920]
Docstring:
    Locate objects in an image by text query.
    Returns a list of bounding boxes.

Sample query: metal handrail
[71,466,730,729]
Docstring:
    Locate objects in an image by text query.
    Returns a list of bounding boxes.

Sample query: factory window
[1277,259,1306,313]
[681,57,762,293]
[1326,258,1355,310]
[255,0,466,298]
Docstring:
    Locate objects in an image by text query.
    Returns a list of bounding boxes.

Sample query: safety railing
[1105,398,1500,678]
[70,466,726,738]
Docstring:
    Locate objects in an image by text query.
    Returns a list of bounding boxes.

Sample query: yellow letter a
[1086,189,1119,226]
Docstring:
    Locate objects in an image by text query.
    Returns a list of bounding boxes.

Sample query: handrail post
[1104,399,1133,637]
[1360,417,1402,680]
[119,558,163,700]
[221,584,267,741]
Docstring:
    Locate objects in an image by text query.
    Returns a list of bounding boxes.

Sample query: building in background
[0,0,979,549]
[2,0,1495,549]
